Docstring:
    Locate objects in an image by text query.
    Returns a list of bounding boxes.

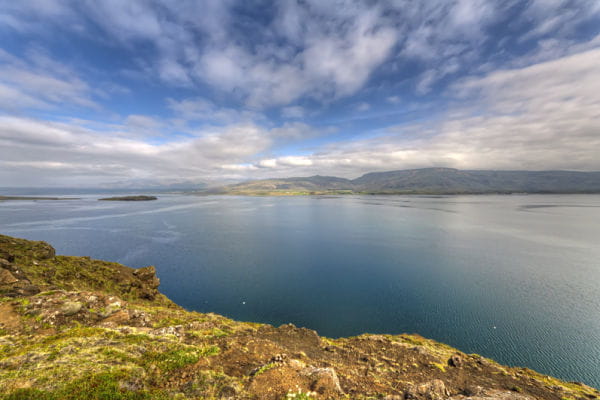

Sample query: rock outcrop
[0,233,598,400]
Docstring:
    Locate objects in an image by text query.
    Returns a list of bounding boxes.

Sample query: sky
[0,0,599,187]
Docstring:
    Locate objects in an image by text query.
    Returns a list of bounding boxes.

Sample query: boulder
[449,353,464,368]
[133,266,159,284]
[133,266,160,300]
[61,301,83,316]
[0,249,14,263]
[453,389,535,399]
[302,366,343,395]
[406,379,449,400]
[0,268,18,285]
[31,241,55,260]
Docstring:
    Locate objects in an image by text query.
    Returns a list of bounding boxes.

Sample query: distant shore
[0,196,79,201]
[98,195,158,201]
[202,189,600,196]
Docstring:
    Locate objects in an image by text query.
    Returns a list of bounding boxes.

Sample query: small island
[98,195,157,201]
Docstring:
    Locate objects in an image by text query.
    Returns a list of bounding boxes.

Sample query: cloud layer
[0,1,599,186]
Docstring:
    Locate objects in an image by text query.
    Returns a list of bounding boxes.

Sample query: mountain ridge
[211,168,600,195]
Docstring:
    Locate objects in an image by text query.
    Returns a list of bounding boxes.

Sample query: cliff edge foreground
[0,234,598,400]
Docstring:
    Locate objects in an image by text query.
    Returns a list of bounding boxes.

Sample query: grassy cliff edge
[0,234,597,400]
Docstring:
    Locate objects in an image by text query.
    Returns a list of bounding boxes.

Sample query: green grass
[142,345,219,372]
[253,362,277,376]
[2,371,170,400]
[430,362,446,373]
[153,317,186,328]
[284,388,317,399]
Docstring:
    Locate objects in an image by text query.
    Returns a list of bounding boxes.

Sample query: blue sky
[0,0,599,187]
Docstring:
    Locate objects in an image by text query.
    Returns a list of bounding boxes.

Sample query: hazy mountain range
[211,168,600,195]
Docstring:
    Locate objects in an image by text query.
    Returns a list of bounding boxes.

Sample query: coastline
[0,233,598,399]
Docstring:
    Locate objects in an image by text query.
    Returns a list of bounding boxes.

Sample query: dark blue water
[1,194,599,387]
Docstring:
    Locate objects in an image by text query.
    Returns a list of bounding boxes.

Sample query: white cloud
[257,159,277,168]
[269,122,320,141]
[158,59,192,86]
[355,102,370,112]
[167,97,262,124]
[1,1,599,185]
[4,0,597,109]
[196,22,397,109]
[3,0,400,108]
[0,83,48,110]
[281,106,305,119]
[3,0,599,109]
[0,115,274,185]
[221,48,600,178]
[123,115,166,138]
[3,47,599,185]
[520,0,600,41]
[0,49,99,112]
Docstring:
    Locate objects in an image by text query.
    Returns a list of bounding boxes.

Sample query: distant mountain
[212,168,600,195]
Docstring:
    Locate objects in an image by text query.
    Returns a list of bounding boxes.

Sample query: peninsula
[0,234,598,399]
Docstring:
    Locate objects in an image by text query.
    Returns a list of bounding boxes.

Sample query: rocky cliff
[0,234,598,400]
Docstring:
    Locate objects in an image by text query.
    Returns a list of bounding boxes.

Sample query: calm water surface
[1,194,599,387]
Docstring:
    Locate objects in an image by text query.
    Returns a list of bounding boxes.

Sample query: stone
[303,366,344,395]
[462,386,485,397]
[270,354,287,363]
[133,266,160,300]
[11,284,40,297]
[86,295,98,303]
[152,325,185,337]
[61,301,83,316]
[101,310,130,326]
[0,268,18,285]
[0,249,15,263]
[449,353,463,367]
[219,384,238,398]
[406,379,449,400]
[133,266,158,282]
[31,241,55,260]
[412,346,429,356]
[461,389,535,399]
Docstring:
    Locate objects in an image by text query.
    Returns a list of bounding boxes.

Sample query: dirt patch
[0,303,21,331]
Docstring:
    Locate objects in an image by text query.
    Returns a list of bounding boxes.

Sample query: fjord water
[1,194,599,387]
